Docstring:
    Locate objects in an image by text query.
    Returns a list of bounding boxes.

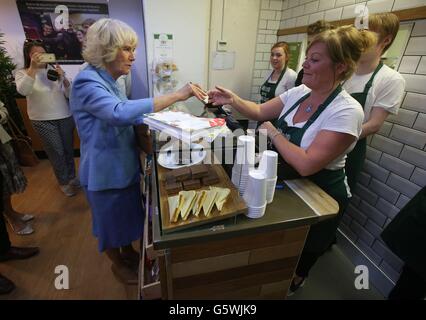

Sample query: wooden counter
[140,150,339,300]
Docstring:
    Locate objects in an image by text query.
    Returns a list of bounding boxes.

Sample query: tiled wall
[251,0,426,296]
[250,0,284,102]
[340,17,426,291]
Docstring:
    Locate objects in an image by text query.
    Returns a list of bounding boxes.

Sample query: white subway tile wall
[250,1,426,294]
[398,56,421,73]
[393,0,426,11]
[367,0,395,13]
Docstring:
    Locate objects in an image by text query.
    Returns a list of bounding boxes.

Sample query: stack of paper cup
[232,135,255,195]
[258,150,278,204]
[243,170,267,218]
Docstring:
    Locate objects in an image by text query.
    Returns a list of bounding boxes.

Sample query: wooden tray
[157,164,247,234]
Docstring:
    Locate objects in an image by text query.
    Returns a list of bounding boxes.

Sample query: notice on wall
[287,42,302,71]
[212,51,235,70]
[154,33,174,61]
[16,0,109,64]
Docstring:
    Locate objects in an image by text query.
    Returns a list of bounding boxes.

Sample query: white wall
[209,0,260,101]
[143,0,260,115]
[143,0,211,115]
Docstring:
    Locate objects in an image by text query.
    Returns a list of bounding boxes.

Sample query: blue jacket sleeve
[73,74,154,126]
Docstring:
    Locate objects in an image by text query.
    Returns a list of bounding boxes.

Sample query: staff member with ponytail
[344,13,406,192]
[260,42,297,103]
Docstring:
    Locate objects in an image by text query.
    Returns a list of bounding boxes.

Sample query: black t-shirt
[295,69,304,87]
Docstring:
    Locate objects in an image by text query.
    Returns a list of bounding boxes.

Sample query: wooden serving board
[157,164,247,234]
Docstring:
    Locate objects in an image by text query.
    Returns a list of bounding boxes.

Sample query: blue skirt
[83,183,144,252]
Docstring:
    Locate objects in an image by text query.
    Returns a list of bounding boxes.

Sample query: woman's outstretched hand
[207,86,234,106]
[176,82,208,102]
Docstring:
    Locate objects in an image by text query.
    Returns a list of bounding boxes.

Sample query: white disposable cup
[236,135,255,166]
[265,177,278,204]
[232,169,241,187]
[246,204,267,219]
[243,170,267,208]
[258,150,278,179]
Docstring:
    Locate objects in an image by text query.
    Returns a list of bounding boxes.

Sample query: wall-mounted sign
[154,33,173,61]
[16,0,109,64]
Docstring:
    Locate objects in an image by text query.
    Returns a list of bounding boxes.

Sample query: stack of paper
[144,111,230,143]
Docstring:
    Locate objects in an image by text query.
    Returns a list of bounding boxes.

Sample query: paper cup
[265,177,278,204]
[236,135,255,166]
[246,204,267,219]
[258,150,278,179]
[243,170,267,208]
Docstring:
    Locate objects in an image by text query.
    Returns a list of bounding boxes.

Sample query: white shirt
[278,85,364,170]
[15,69,71,121]
[262,67,297,98]
[343,64,406,122]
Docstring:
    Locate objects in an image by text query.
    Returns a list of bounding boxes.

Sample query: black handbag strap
[5,115,26,140]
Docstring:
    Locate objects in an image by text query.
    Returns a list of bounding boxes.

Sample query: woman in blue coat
[70,18,204,284]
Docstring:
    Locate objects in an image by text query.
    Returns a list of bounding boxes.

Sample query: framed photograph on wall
[16,0,109,64]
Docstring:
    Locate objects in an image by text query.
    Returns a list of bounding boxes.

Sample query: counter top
[151,166,338,250]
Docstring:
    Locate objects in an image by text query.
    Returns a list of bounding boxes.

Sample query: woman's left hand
[55,64,65,79]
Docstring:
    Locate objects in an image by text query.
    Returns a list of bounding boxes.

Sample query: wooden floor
[0,159,138,300]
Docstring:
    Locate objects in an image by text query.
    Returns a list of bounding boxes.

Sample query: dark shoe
[111,264,138,285]
[0,246,40,262]
[121,251,140,272]
[288,277,306,296]
[0,274,16,295]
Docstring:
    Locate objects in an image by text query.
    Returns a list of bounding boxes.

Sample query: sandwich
[179,190,197,221]
[202,189,218,217]
[168,194,183,223]
[192,190,207,217]
[211,187,230,211]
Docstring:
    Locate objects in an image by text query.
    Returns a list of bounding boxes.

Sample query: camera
[47,69,59,81]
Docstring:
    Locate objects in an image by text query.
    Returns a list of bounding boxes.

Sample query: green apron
[273,85,350,253]
[345,62,384,192]
[260,67,287,103]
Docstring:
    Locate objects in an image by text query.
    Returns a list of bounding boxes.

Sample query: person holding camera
[15,40,79,197]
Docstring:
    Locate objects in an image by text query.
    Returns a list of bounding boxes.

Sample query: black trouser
[388,265,426,300]
[0,177,11,255]
[296,199,349,278]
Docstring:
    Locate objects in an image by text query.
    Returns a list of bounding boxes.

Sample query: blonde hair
[82,18,138,69]
[368,13,400,53]
[307,25,377,82]
[307,20,335,36]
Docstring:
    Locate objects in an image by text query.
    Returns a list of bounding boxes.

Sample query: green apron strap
[363,61,384,94]
[276,92,310,129]
[301,85,342,132]
[260,67,288,103]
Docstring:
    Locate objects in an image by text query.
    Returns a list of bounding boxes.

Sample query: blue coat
[70,65,153,191]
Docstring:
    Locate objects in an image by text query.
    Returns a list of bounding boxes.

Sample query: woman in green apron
[207,26,376,295]
[260,42,297,103]
[344,13,406,193]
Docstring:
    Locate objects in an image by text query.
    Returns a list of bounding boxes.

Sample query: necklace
[305,104,313,113]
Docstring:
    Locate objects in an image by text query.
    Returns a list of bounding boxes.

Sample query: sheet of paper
[212,51,235,70]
